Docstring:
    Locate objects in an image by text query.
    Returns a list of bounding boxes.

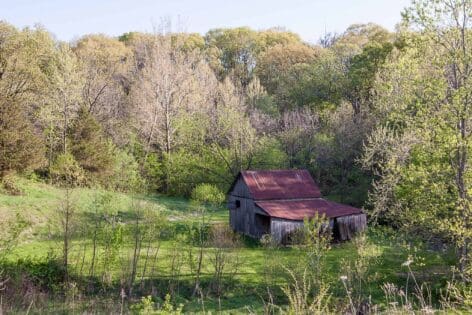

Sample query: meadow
[0,177,457,313]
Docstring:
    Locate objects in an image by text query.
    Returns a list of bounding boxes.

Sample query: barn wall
[228,196,255,236]
[270,218,304,244]
[227,176,266,238]
[335,213,367,241]
[228,176,252,198]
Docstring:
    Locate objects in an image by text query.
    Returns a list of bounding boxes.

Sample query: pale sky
[1,0,412,43]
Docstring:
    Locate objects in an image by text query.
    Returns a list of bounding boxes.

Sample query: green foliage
[171,33,205,52]
[253,94,279,117]
[251,137,289,170]
[346,41,394,111]
[49,152,85,187]
[8,255,65,291]
[0,213,29,261]
[130,294,183,314]
[299,215,332,281]
[286,52,345,110]
[68,107,115,186]
[441,280,472,311]
[161,150,202,196]
[86,192,125,285]
[0,173,24,195]
[111,149,143,192]
[339,234,382,312]
[142,152,164,192]
[255,42,319,109]
[362,0,472,281]
[190,183,225,206]
[0,98,45,178]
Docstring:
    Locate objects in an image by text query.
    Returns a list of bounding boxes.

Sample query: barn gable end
[227,174,252,199]
[228,175,268,238]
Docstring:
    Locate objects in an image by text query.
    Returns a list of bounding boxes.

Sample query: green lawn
[0,178,457,313]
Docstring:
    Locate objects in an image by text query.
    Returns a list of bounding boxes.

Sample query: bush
[1,255,65,292]
[111,149,144,192]
[0,173,23,195]
[186,222,211,246]
[191,184,225,206]
[130,294,183,314]
[49,153,85,187]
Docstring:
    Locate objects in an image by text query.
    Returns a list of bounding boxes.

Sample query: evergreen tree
[68,107,114,185]
[0,97,45,178]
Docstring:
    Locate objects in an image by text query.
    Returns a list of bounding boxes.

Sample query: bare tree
[74,35,133,144]
[57,187,76,284]
[206,78,259,177]
[278,107,319,168]
[44,43,84,156]
[131,30,216,191]
[207,224,242,297]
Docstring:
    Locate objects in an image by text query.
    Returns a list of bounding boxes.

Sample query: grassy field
[0,177,457,313]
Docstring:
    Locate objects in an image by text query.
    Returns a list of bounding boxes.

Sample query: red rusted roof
[241,170,321,200]
[255,199,362,221]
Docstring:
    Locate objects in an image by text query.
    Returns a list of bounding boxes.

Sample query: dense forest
[1,0,472,313]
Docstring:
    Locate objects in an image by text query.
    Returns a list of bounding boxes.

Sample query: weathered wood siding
[228,176,252,199]
[227,176,267,238]
[270,218,336,244]
[335,213,367,241]
[270,218,304,243]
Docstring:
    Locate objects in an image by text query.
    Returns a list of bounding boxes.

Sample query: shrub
[1,255,65,293]
[49,153,85,187]
[130,294,183,314]
[441,279,472,311]
[111,149,144,192]
[0,173,23,195]
[191,184,225,206]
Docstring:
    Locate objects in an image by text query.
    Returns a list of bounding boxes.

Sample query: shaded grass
[0,177,226,240]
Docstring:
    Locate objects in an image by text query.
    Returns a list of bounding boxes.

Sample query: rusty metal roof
[255,199,362,221]
[240,169,321,200]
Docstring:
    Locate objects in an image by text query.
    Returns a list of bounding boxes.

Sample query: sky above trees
[1,0,411,43]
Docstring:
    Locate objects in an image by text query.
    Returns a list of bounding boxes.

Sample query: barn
[227,169,366,243]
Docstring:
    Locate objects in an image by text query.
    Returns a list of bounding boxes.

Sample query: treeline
[0,20,392,203]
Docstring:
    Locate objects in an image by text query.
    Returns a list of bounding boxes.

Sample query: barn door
[332,218,341,241]
[255,214,270,236]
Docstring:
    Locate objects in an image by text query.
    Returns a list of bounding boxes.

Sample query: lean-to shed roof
[255,199,362,221]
